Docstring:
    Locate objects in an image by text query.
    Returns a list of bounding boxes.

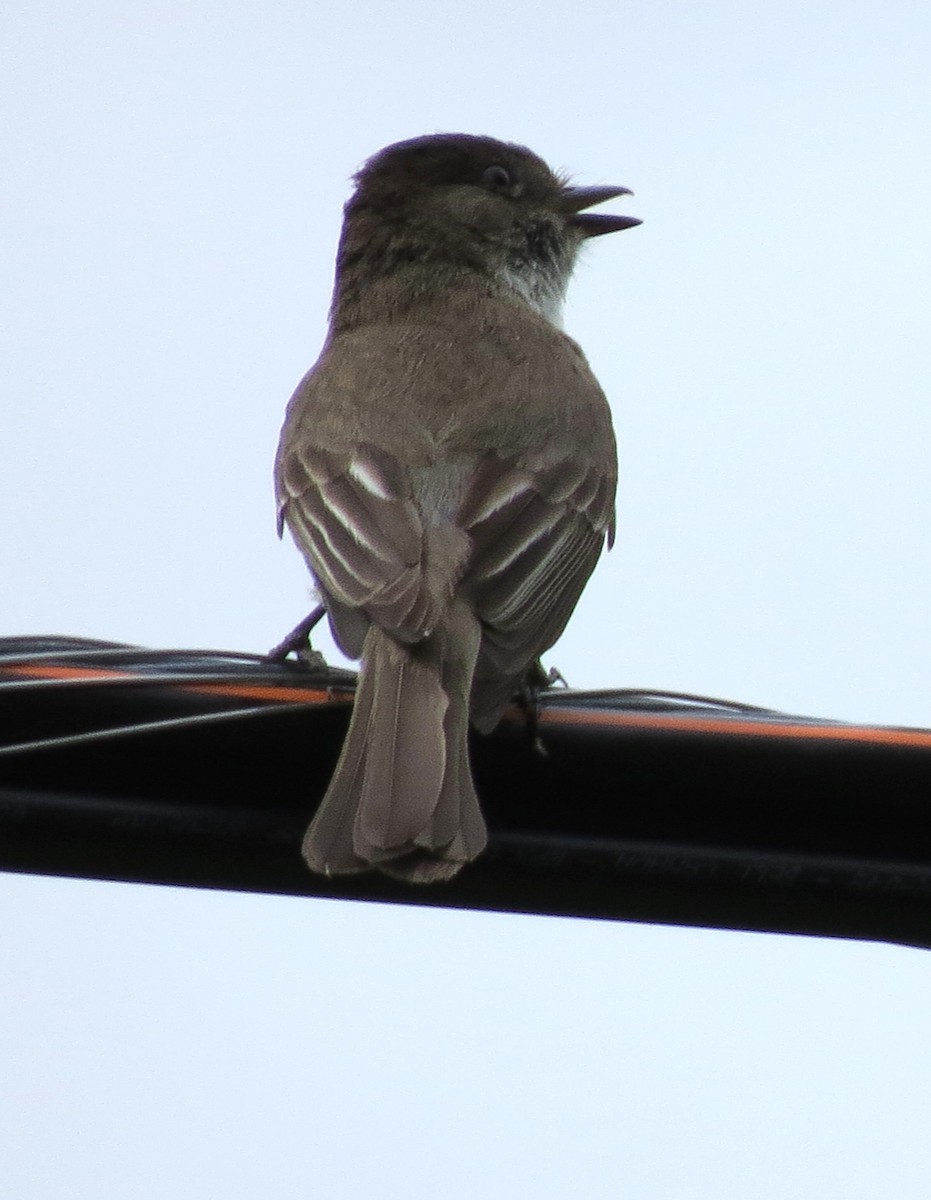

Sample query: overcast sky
[3,2,931,1197]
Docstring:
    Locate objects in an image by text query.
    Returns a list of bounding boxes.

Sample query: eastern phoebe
[276,133,640,882]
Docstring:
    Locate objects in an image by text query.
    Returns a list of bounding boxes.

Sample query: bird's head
[336,133,640,326]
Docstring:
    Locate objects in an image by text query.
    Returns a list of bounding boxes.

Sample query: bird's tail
[301,602,487,883]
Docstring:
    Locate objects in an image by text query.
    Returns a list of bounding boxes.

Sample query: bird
[275,133,640,883]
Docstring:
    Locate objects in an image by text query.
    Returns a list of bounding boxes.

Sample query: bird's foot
[516,661,569,756]
[266,605,327,666]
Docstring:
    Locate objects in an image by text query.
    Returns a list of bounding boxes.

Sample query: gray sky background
[2,2,931,1196]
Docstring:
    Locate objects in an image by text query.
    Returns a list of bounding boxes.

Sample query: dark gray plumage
[275,133,639,881]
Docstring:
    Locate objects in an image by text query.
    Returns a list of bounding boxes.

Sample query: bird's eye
[481,164,512,191]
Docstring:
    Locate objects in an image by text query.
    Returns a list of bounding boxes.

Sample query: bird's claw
[516,660,569,756]
[266,605,327,664]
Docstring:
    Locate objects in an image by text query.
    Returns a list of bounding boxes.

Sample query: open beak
[561,184,641,236]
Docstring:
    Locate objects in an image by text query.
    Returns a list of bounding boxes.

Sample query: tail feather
[301,603,487,882]
[414,604,486,862]
[357,633,448,855]
[300,659,375,875]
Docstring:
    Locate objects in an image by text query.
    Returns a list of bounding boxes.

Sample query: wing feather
[277,442,436,643]
[278,433,615,718]
[459,453,613,727]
